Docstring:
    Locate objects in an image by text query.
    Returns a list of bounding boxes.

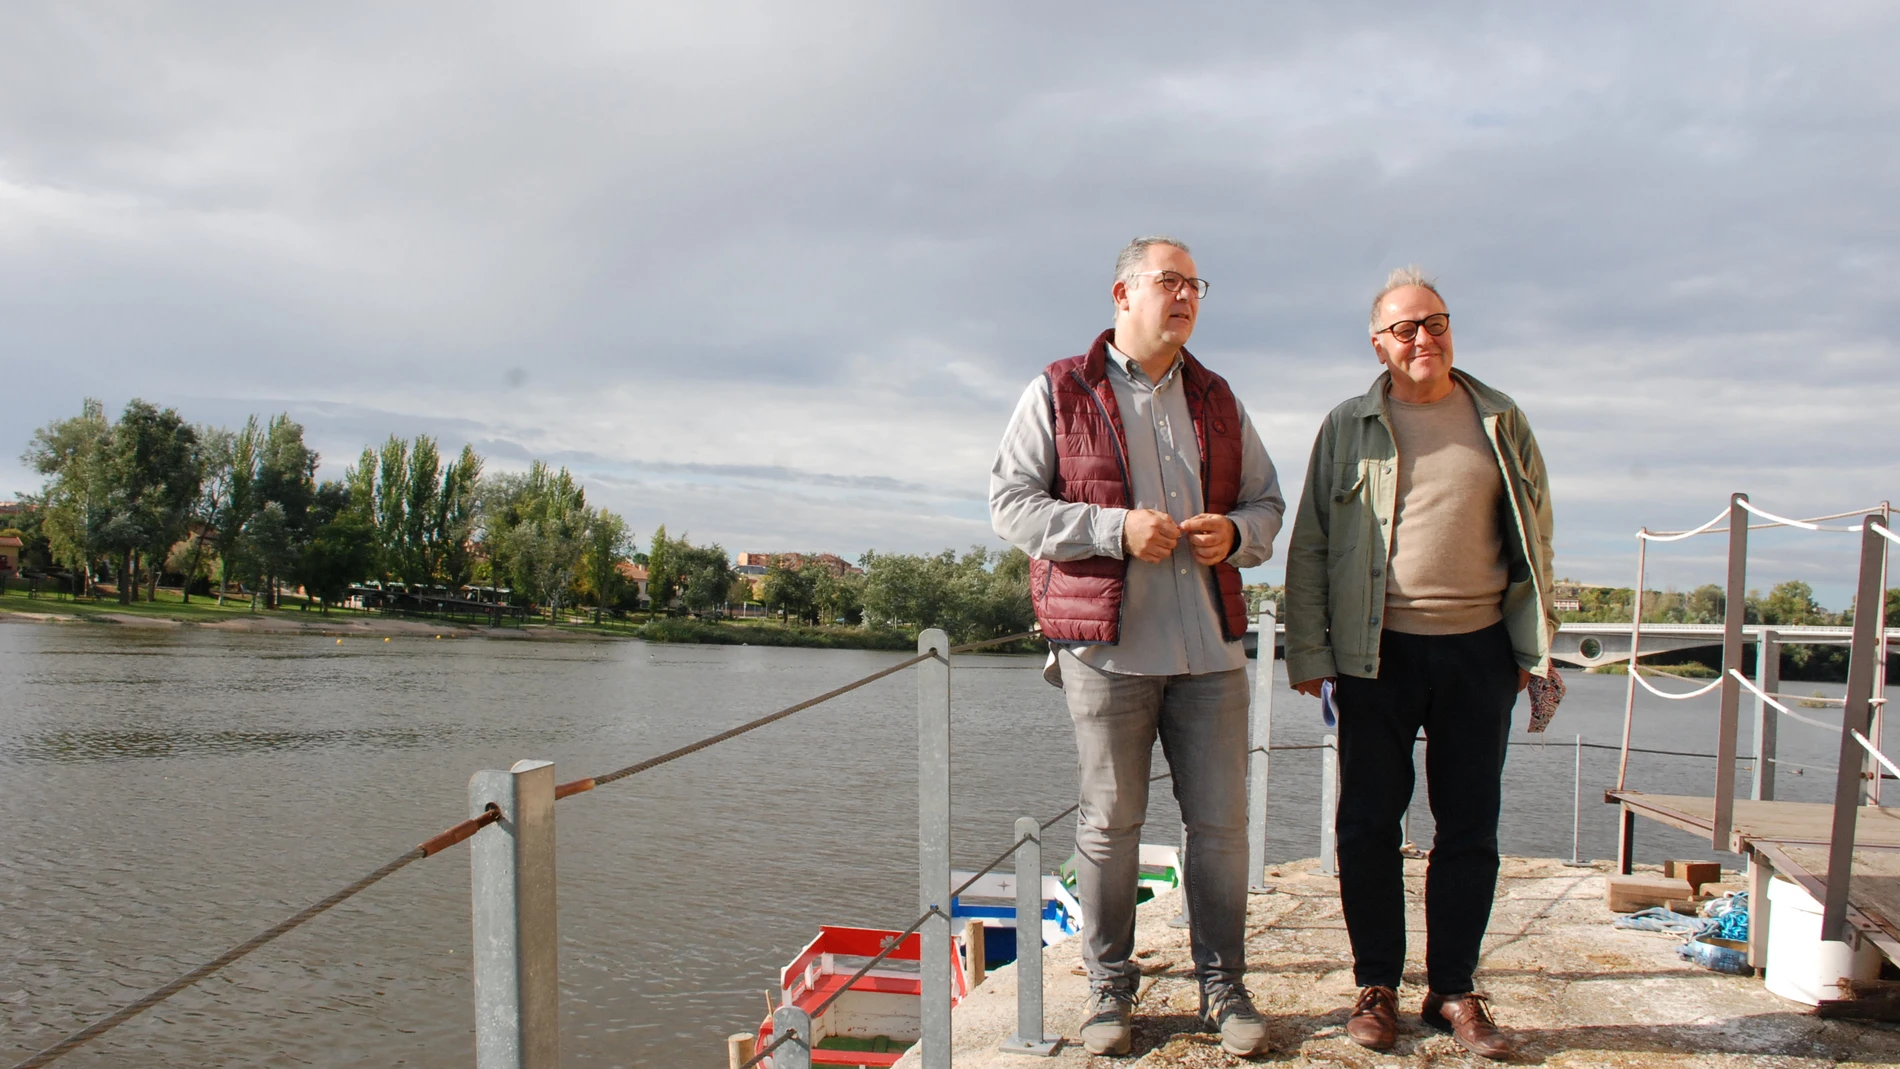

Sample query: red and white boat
[754,925,969,1067]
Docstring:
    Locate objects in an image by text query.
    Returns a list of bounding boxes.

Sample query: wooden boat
[1057,842,1183,905]
[947,870,1082,969]
[754,925,968,1067]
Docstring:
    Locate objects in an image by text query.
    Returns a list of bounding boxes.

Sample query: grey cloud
[2,2,1896,606]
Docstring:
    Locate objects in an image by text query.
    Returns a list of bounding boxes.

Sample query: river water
[0,623,1874,1066]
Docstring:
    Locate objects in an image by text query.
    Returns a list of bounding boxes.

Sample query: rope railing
[14,628,1044,1069]
[1729,668,1849,734]
[1873,521,1900,546]
[1632,669,1725,701]
[1641,503,1890,540]
[1853,729,1900,782]
[1735,498,1871,533]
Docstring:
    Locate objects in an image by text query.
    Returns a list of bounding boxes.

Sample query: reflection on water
[0,621,1881,1068]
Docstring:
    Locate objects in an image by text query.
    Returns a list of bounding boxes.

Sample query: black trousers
[1333,622,1518,993]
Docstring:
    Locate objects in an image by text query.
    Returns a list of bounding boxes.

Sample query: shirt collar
[1105,341,1182,387]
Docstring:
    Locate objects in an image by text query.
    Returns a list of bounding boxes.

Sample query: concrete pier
[899,856,1900,1067]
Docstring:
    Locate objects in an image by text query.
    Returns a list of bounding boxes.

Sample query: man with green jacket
[1284,267,1557,1060]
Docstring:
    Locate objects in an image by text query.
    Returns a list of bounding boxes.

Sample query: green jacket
[1284,368,1557,684]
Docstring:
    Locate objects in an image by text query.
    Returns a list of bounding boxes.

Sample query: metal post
[1753,628,1780,801]
[1871,502,1891,806]
[1001,816,1058,1056]
[1571,733,1584,866]
[469,759,560,1069]
[1712,493,1749,850]
[917,628,952,1069]
[726,1033,757,1069]
[771,1006,814,1069]
[1246,605,1276,892]
[1319,734,1339,877]
[1616,534,1648,791]
[1821,517,1887,941]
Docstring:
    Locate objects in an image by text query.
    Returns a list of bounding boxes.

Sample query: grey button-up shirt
[989,343,1286,677]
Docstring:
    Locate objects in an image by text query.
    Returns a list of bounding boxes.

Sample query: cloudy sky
[3,2,1895,604]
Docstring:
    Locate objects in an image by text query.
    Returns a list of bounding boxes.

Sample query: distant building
[614,560,650,603]
[0,534,20,579]
[738,551,862,578]
[1553,597,1582,613]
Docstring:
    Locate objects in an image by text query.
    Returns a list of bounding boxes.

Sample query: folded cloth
[1526,667,1566,733]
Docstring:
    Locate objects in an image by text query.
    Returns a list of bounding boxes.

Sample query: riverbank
[911,856,1898,1067]
[0,588,1040,652]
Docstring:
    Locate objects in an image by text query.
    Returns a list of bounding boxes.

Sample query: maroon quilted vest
[1030,328,1249,645]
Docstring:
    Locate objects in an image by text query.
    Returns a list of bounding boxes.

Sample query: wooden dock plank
[1606,791,1900,850]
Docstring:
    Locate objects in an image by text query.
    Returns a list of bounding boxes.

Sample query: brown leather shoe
[1422,991,1514,1059]
[1345,985,1398,1050]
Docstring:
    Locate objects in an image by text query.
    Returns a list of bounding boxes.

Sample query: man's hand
[1123,509,1182,563]
[1294,677,1333,699]
[1180,513,1235,565]
[1518,668,1532,693]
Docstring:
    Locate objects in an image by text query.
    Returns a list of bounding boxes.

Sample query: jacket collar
[1353,367,1510,419]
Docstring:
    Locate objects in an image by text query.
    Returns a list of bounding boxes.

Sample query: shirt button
[1164,456,1172,462]
[1365,663,1375,672]
[1371,569,1382,578]
[1379,517,1388,525]
[1169,491,1177,498]
[1369,617,1379,626]
[1383,465,1392,474]
[1179,568,1187,575]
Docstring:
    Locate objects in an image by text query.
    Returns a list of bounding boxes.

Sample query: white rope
[1873,522,1900,546]
[1638,508,1729,542]
[1853,730,1900,781]
[1631,669,1724,700]
[1728,669,1843,733]
[1641,502,1888,540]
[1735,498,1865,533]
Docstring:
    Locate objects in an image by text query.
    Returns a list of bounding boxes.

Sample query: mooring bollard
[1319,735,1338,877]
[469,759,560,1069]
[1001,816,1058,1056]
[962,919,987,991]
[771,1006,814,1069]
[726,1031,756,1069]
[1246,604,1276,892]
[917,629,952,1069]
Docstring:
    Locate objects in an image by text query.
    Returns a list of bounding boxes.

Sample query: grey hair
[1114,235,1191,288]
[1368,265,1444,334]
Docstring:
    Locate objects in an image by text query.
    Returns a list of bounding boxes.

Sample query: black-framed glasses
[1129,270,1210,298]
[1376,313,1450,343]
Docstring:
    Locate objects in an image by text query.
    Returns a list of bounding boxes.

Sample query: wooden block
[1606,874,1695,913]
[1663,860,1722,893]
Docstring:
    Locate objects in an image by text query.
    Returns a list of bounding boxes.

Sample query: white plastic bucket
[1762,875,1882,1005]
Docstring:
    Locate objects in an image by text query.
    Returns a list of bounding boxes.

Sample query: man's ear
[1111,279,1129,311]
[1370,335,1388,367]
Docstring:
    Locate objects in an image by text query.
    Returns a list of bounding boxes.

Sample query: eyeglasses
[1376,313,1450,343]
[1128,271,1209,298]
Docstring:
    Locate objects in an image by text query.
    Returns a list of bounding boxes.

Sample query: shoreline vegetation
[0,585,1046,653]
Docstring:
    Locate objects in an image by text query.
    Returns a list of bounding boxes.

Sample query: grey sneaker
[1079,986,1136,1056]
[1201,982,1270,1056]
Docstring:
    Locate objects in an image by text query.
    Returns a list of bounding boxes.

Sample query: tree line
[16,397,637,617]
[11,398,1040,641]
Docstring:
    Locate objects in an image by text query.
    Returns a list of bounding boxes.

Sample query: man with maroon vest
[990,236,1285,1057]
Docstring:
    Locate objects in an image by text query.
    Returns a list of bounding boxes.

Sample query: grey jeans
[1058,649,1252,992]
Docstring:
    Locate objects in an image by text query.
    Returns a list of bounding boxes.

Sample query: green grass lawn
[0,583,351,623]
